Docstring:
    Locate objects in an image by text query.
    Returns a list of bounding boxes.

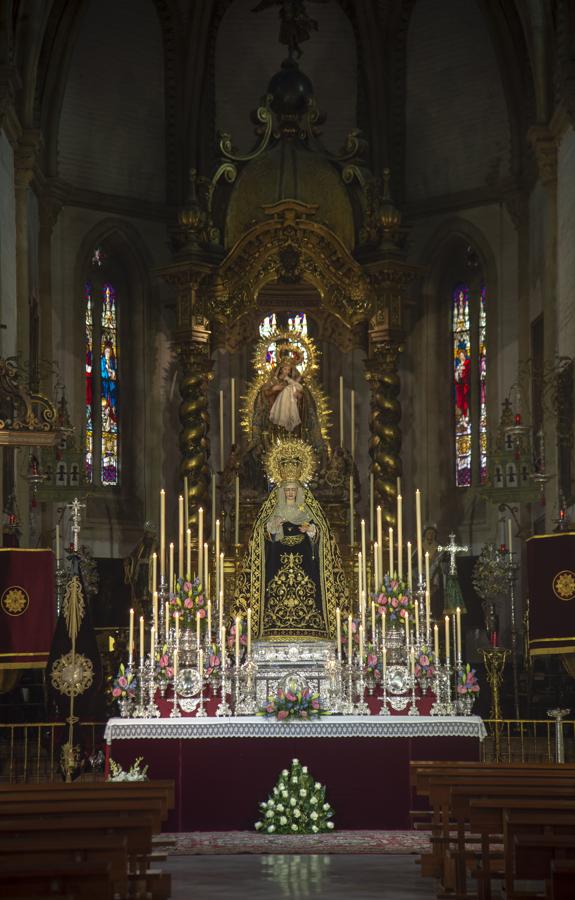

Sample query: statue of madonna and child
[233,437,349,641]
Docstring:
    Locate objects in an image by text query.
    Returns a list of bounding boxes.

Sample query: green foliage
[255,758,335,834]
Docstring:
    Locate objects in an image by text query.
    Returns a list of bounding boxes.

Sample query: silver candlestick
[408,669,420,716]
[216,668,232,717]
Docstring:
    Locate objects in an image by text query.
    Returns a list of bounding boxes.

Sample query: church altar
[104,715,486,832]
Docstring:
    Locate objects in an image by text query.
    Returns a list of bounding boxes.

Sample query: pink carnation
[184,597,194,608]
[112,687,122,697]
[391,598,399,608]
[118,675,128,688]
[277,709,289,720]
[159,654,169,668]
[183,581,192,592]
[420,655,429,667]
[311,699,320,709]
[367,653,377,667]
[197,596,205,606]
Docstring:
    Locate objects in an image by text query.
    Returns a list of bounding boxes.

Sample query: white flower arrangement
[108,756,148,782]
[255,758,335,835]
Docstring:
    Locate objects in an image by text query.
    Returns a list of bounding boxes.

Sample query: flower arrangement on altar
[154,644,173,687]
[365,645,382,681]
[205,643,222,677]
[227,618,247,662]
[108,756,149,782]
[414,645,436,680]
[112,663,137,700]
[374,574,414,625]
[255,759,335,834]
[169,575,206,630]
[259,683,329,720]
[457,664,480,696]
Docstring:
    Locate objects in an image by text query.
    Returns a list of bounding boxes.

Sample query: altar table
[105,716,486,832]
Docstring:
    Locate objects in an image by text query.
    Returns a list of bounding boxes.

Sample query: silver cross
[66,497,87,552]
[438,532,469,575]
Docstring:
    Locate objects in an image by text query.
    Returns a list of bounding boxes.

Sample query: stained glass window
[479,284,487,484]
[453,284,472,486]
[84,283,93,484]
[84,278,119,487]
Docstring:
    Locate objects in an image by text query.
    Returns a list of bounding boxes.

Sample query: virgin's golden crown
[265,437,317,485]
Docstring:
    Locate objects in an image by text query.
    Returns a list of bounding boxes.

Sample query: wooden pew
[548,860,575,899]
[0,861,114,900]
[512,832,575,899]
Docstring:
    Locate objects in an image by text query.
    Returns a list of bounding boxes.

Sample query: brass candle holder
[480,646,509,761]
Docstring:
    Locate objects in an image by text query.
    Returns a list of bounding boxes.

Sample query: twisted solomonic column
[365,340,402,528]
[178,341,213,528]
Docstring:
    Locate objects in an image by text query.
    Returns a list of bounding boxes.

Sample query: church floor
[164,854,438,899]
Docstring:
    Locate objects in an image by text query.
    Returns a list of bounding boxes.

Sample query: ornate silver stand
[236,659,259,715]
[354,663,370,715]
[133,661,148,718]
[216,669,232,717]
[145,657,160,717]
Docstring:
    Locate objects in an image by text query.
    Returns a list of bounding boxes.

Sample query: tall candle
[215,519,221,599]
[359,623,364,662]
[425,589,431,639]
[211,472,216,541]
[376,505,383,583]
[382,645,387,684]
[456,606,462,660]
[397,493,403,578]
[175,611,180,648]
[414,598,419,643]
[128,608,134,666]
[348,613,353,662]
[339,375,344,445]
[196,611,201,650]
[153,590,158,635]
[186,528,191,580]
[369,473,375,542]
[207,598,212,638]
[361,519,367,593]
[407,542,413,592]
[198,508,204,583]
[220,552,224,599]
[55,524,60,564]
[198,647,203,678]
[151,552,157,594]
[336,607,342,660]
[235,616,241,664]
[350,389,355,460]
[445,615,450,662]
[160,489,166,579]
[219,589,224,635]
[434,623,439,660]
[357,552,363,605]
[184,476,189,533]
[388,526,394,576]
[178,495,184,579]
[173,648,179,691]
[349,475,355,545]
[165,601,170,641]
[415,489,423,583]
[374,543,379,592]
[425,551,430,590]
[221,626,226,672]
[203,543,209,596]
[404,610,409,649]
[150,625,155,656]
[361,590,366,634]
[139,615,144,663]
[371,600,376,641]
[169,543,174,593]
[507,518,513,555]
[381,609,386,644]
[234,476,240,545]
[219,389,225,472]
[231,377,236,446]
[247,607,252,657]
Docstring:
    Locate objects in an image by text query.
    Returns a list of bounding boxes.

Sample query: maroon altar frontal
[105,715,486,832]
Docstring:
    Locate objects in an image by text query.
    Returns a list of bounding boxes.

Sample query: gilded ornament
[553,570,575,601]
[1,586,29,616]
[265,436,318,485]
[62,575,85,642]
[50,651,94,697]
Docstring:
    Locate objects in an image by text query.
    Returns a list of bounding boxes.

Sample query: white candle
[175,611,180,648]
[397,493,403,579]
[445,615,450,663]
[220,552,224,596]
[160,489,166,579]
[150,625,155,656]
[211,472,216,542]
[234,476,240,545]
[339,375,344,445]
[221,626,226,672]
[55,524,60,564]
[404,610,409,649]
[414,598,419,644]
[381,609,386,644]
[178,495,184,579]
[350,389,355,460]
[231,377,236,446]
[358,551,363,605]
[434,623,439,660]
[388,526,394,576]
[348,613,353,661]
[139,615,144,663]
[198,508,204,583]
[151,553,157,594]
[369,473,374,542]
[207,598,212,639]
[407,541,413,592]
[196,611,201,650]
[219,589,224,635]
[382,645,387,684]
[128,608,134,666]
[425,551,430,590]
[235,615,241,664]
[349,475,355,545]
[219,389,225,472]
[215,519,221,599]
[336,607,342,660]
[425,589,431,638]
[361,519,367,594]
[456,606,462,660]
[247,607,252,657]
[376,505,383,584]
[165,601,169,641]
[169,543,174,593]
[173,648,179,690]
[374,543,379,591]
[371,600,376,641]
[507,519,513,554]
[184,476,189,533]
[186,528,191,580]
[203,542,209,596]
[153,590,158,635]
[415,489,423,584]
[359,624,364,662]
[198,647,203,678]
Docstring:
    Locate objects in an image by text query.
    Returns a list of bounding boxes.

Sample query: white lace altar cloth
[105,715,486,744]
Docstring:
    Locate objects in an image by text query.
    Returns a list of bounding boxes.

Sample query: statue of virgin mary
[234,438,349,640]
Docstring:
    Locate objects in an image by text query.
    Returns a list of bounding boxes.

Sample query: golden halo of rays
[241,328,331,442]
[265,437,318,486]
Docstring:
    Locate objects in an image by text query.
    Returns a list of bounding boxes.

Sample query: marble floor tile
[165,854,438,899]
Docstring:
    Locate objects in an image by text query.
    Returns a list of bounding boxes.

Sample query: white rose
[266,810,274,818]
[255,822,262,830]
[290,797,296,807]
[292,758,299,765]
[291,824,298,832]
[280,816,287,825]
[327,821,334,830]
[293,809,301,818]
[282,791,288,799]
[315,782,321,789]
[310,797,318,805]
[268,825,276,833]
[302,766,308,773]
[312,825,319,833]
[323,803,330,811]
[291,778,298,784]
[310,811,318,820]
[282,769,289,776]
[299,789,307,797]
[276,804,284,813]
